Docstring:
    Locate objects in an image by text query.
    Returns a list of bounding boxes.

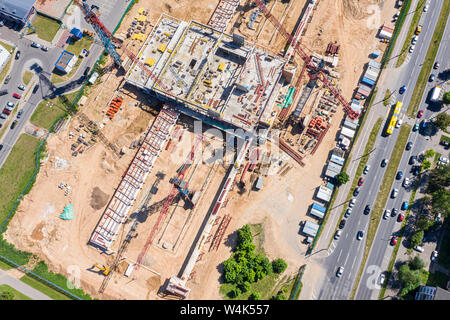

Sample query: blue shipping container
[361,77,375,87]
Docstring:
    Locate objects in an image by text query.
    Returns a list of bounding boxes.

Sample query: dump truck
[430,85,441,102]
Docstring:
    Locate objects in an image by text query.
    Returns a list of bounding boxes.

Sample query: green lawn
[31,14,60,42]
[22,71,34,86]
[383,89,392,106]
[0,259,14,270]
[51,58,82,84]
[0,134,41,226]
[0,284,31,300]
[30,90,80,130]
[407,0,450,116]
[66,36,94,56]
[395,0,425,67]
[20,275,71,300]
[351,124,412,299]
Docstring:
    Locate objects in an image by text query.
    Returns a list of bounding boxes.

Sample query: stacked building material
[207,0,240,31]
[106,96,123,119]
[89,105,180,251]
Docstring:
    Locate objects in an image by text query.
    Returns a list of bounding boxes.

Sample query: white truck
[430,85,441,102]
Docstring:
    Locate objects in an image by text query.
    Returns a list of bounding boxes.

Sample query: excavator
[93,264,111,276]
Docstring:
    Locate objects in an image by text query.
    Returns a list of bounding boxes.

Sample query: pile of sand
[90,187,110,210]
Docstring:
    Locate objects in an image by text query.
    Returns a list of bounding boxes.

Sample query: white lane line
[337,249,343,261]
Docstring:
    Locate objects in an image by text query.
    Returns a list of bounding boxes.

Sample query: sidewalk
[0,268,52,300]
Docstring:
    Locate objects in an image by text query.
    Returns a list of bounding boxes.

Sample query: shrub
[248,292,261,300]
[335,172,349,185]
[410,231,424,249]
[272,258,288,274]
[409,256,425,271]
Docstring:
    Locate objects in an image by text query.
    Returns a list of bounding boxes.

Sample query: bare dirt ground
[34,0,72,19]
[5,0,398,300]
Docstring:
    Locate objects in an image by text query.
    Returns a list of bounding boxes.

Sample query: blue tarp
[312,203,326,213]
[70,27,83,39]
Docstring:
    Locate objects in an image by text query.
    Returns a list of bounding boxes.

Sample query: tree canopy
[335,172,349,185]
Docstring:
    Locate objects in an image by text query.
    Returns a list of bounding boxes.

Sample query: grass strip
[395,0,425,67]
[407,0,450,116]
[351,123,412,299]
[20,275,71,300]
[327,117,383,248]
[0,284,31,300]
[22,71,34,86]
[383,89,392,106]
[31,14,60,42]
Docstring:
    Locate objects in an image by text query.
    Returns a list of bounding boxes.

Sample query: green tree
[431,189,450,218]
[239,281,251,293]
[422,159,431,171]
[335,172,349,185]
[271,291,287,300]
[408,256,425,271]
[424,149,435,159]
[427,164,450,194]
[223,258,241,283]
[410,231,424,249]
[248,292,261,300]
[434,112,450,131]
[237,225,253,249]
[0,290,14,300]
[416,217,435,231]
[231,287,241,298]
[398,264,422,296]
[443,91,450,105]
[272,258,288,274]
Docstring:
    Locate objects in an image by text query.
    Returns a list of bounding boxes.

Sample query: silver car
[336,266,344,277]
[383,209,391,219]
[391,188,399,198]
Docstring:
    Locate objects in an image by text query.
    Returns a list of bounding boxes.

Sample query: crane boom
[253,0,360,119]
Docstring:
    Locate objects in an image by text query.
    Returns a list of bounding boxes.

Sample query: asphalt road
[316,0,446,300]
[0,0,129,168]
[0,269,52,300]
[355,12,450,300]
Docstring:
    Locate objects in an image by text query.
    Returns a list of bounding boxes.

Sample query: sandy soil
[4,0,399,300]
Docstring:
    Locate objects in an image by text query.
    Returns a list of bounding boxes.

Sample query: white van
[414,245,425,253]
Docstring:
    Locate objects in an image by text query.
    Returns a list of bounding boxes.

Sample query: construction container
[218,62,225,72]
[370,50,381,58]
[361,77,375,87]
[255,177,263,190]
[145,57,155,66]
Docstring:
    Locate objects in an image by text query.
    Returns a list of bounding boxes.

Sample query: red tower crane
[252,0,360,119]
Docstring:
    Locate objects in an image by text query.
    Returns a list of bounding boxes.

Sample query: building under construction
[125,14,288,136]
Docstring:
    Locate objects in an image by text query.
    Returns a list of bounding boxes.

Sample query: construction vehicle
[93,264,111,276]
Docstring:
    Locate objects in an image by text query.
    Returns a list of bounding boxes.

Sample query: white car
[423,4,429,12]
[349,198,356,208]
[439,157,449,164]
[396,119,403,128]
[334,229,342,240]
[409,45,415,53]
[411,35,418,45]
[431,250,438,261]
[378,273,386,285]
[391,188,399,198]
[403,177,410,187]
[18,84,25,91]
[336,266,344,277]
[383,209,391,219]
[363,165,370,174]
[414,245,425,253]
[344,208,352,218]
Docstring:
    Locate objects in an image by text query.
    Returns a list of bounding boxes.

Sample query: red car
[417,110,424,118]
[13,93,21,99]
[397,213,404,222]
[358,177,364,186]
[3,109,10,115]
[391,236,398,245]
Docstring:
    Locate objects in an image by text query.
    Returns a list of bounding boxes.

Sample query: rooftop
[0,0,36,20]
[55,50,74,70]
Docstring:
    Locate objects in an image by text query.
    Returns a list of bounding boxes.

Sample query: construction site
[4,0,399,300]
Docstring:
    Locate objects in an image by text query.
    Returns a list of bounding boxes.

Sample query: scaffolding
[208,0,240,31]
[89,105,179,251]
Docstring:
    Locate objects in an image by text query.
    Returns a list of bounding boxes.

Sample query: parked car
[396,171,403,180]
[429,74,435,82]
[423,4,429,11]
[344,208,352,218]
[383,209,391,220]
[0,144,3,151]
[401,201,409,210]
[403,177,410,187]
[431,251,438,261]
[353,187,360,197]
[412,165,421,176]
[10,120,17,129]
[411,35,418,45]
[17,109,23,118]
[409,155,417,165]
[406,141,413,150]
[2,108,10,115]
[15,50,20,60]
[4,75,11,84]
[396,119,403,128]
[413,123,419,131]
[339,219,346,229]
[439,156,449,164]
[409,45,415,53]
[357,230,364,241]
[0,113,6,119]
[41,45,48,52]
[32,84,39,94]
[364,204,371,215]
[0,89,7,96]
[433,61,440,69]
[415,25,422,35]
[391,236,398,245]
[378,273,386,285]
[381,159,388,167]
[12,93,21,99]
[363,165,370,174]
[414,245,424,253]
[6,101,14,108]
[440,140,450,148]
[334,230,342,240]
[417,110,424,118]
[336,266,344,277]
[18,84,25,91]
[392,208,399,217]
[391,188,399,198]
[399,85,406,94]
[397,213,404,222]
[358,177,364,186]
[84,67,91,76]
[349,198,356,208]
[30,42,41,48]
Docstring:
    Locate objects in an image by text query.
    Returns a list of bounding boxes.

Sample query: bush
[239,281,251,293]
[248,292,261,300]
[272,258,288,274]
[0,236,31,266]
[409,256,425,271]
[271,290,287,300]
[335,172,349,185]
[0,290,14,300]
[236,224,253,250]
[410,231,424,249]
[434,112,450,131]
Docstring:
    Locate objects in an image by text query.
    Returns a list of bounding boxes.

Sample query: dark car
[41,46,48,52]
[15,50,20,60]
[10,120,17,129]
[409,155,417,165]
[396,171,403,180]
[84,67,91,76]
[17,109,23,118]
[0,144,3,151]
[339,219,346,229]
[406,141,413,150]
[440,140,450,148]
[364,205,371,215]
[399,85,406,94]
[412,165,421,176]
[0,89,7,96]
[381,159,388,167]
[433,62,440,69]
[4,75,11,84]
[392,208,399,217]
[429,74,435,82]
[32,84,39,94]
[353,187,360,196]
[357,231,364,240]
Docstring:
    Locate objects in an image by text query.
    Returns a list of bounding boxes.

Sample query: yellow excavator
[93,264,111,276]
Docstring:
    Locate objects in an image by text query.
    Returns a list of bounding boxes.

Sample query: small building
[330,154,345,166]
[70,27,83,40]
[415,286,450,300]
[88,71,99,85]
[0,44,11,75]
[302,220,319,237]
[309,203,326,219]
[54,50,77,74]
[316,185,332,202]
[254,176,264,190]
[341,126,356,139]
[378,25,394,40]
